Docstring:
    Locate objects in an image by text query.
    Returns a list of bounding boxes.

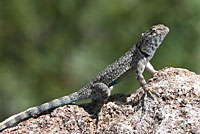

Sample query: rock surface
[1,67,200,134]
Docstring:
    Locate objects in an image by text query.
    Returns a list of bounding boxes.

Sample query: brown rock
[1,67,200,134]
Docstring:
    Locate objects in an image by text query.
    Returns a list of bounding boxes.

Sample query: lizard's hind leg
[91,83,111,104]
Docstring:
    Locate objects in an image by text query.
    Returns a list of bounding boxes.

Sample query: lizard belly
[109,65,137,87]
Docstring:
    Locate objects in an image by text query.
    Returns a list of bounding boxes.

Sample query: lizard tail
[0,88,92,131]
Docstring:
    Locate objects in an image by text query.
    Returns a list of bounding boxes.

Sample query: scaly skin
[0,24,169,131]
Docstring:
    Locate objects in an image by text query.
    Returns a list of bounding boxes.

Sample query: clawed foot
[142,86,159,100]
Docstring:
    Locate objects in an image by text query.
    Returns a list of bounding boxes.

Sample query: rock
[1,67,200,134]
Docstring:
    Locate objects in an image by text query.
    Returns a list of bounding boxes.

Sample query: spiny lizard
[0,24,169,131]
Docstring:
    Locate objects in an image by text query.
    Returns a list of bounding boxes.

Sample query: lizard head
[139,24,169,56]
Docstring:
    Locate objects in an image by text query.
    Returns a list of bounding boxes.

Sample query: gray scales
[0,24,169,131]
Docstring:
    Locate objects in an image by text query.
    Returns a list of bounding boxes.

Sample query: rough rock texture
[1,67,200,134]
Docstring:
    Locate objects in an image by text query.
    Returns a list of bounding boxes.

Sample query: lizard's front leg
[146,62,157,74]
[135,59,157,98]
[135,59,147,89]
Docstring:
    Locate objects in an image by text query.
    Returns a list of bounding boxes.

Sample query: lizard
[0,24,169,131]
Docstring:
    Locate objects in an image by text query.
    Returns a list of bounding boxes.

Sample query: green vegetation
[1,0,200,120]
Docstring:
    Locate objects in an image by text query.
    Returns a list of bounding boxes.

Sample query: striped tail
[0,88,92,132]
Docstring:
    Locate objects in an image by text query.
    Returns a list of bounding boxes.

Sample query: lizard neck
[136,43,155,61]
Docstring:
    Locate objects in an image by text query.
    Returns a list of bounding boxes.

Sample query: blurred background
[1,0,200,120]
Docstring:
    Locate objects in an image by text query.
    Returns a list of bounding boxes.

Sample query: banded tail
[0,88,91,132]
